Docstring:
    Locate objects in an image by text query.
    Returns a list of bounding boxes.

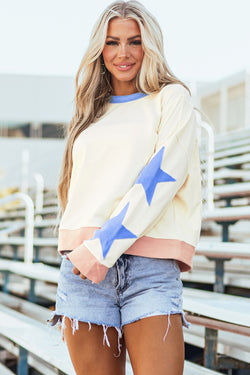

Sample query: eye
[130,40,141,46]
[106,41,118,46]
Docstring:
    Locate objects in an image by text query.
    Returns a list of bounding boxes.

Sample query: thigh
[64,317,126,375]
[123,314,184,375]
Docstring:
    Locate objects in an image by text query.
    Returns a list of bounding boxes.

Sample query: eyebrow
[106,35,141,41]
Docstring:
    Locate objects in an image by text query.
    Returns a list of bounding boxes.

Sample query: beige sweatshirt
[58,83,202,283]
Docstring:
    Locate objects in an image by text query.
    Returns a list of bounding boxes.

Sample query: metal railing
[20,147,45,213]
[196,111,215,212]
[34,173,44,213]
[0,193,34,263]
[201,120,214,212]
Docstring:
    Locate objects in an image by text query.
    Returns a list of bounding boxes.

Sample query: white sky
[0,0,249,83]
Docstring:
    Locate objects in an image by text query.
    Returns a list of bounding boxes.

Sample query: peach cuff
[67,244,108,284]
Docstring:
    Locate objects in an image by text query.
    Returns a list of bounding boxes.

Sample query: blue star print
[135,146,176,205]
[93,202,137,259]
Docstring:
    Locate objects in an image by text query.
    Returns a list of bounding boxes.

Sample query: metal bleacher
[0,127,250,373]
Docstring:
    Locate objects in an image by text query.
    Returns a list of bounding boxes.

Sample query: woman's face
[102,18,144,94]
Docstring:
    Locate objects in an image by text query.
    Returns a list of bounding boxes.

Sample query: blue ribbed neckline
[110,92,148,103]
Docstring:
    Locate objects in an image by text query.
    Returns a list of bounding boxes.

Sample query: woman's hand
[64,254,87,279]
[72,266,87,280]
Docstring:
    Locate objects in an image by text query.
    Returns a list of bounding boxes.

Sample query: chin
[114,73,137,83]
[117,77,136,83]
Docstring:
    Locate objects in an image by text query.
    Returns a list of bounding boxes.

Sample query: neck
[111,79,138,96]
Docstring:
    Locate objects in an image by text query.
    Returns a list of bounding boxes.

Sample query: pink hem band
[125,237,194,272]
[58,227,195,273]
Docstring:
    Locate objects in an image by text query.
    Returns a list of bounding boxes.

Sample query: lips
[114,63,135,71]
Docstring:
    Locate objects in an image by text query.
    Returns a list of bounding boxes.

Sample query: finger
[72,267,80,275]
[80,273,87,280]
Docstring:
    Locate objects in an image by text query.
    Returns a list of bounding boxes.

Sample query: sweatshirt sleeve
[68,84,199,283]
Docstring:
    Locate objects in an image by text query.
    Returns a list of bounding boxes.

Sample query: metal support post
[214,259,225,293]
[13,245,18,261]
[204,327,218,370]
[222,223,229,243]
[18,346,28,375]
[3,271,9,294]
[28,279,36,303]
[37,227,43,238]
[208,257,230,294]
[216,219,237,243]
[34,246,39,263]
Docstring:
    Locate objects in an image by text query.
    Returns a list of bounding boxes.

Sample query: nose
[118,43,129,58]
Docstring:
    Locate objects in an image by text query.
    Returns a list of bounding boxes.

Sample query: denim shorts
[49,254,189,345]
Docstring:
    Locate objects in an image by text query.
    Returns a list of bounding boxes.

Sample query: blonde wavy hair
[58,0,190,212]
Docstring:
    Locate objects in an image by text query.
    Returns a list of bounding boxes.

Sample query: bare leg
[123,314,184,375]
[63,317,126,375]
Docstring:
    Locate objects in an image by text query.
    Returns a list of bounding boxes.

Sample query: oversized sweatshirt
[58,83,202,283]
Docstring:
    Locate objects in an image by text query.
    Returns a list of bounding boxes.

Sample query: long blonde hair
[58,0,190,212]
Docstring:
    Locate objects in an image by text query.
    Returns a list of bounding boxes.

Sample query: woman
[50,1,202,374]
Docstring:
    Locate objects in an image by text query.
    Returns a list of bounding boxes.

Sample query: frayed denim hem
[121,310,190,342]
[47,311,123,357]
[47,309,190,348]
